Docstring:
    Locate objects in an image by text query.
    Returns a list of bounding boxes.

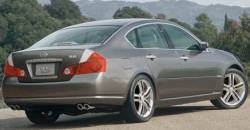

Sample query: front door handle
[180,56,189,61]
[146,54,157,60]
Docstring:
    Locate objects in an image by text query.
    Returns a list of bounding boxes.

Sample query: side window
[163,24,200,50]
[126,30,138,47]
[126,24,168,48]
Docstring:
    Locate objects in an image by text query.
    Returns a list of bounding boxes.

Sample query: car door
[161,24,221,96]
[126,24,185,99]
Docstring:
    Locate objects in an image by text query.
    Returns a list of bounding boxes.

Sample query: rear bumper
[4,96,125,106]
[2,74,126,106]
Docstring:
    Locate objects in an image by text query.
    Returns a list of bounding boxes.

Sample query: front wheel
[121,75,155,122]
[25,109,60,124]
[211,69,248,109]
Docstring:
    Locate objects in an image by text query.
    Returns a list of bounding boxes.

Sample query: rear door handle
[180,56,189,61]
[146,54,157,60]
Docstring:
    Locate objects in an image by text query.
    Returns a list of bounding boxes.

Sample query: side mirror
[200,42,209,51]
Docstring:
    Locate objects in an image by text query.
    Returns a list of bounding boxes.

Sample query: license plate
[35,63,55,76]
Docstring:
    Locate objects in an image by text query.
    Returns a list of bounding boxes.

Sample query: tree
[0,14,8,43]
[168,18,192,31]
[240,12,250,32]
[45,0,82,20]
[193,13,218,45]
[0,47,7,65]
[215,12,250,62]
[44,0,86,26]
[0,0,61,51]
[113,6,152,19]
[224,14,230,32]
[155,13,166,20]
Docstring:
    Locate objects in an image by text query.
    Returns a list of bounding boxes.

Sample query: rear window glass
[31,26,120,48]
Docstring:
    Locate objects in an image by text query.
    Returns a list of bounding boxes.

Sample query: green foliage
[243,62,250,80]
[0,0,62,51]
[45,0,82,20]
[192,13,218,45]
[214,13,250,62]
[0,14,8,43]
[0,47,7,64]
[113,6,152,19]
[241,12,250,32]
[224,14,230,32]
[44,0,86,26]
[168,18,192,31]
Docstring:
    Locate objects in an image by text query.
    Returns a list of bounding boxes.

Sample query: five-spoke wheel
[211,69,248,109]
[121,75,155,122]
[133,79,154,118]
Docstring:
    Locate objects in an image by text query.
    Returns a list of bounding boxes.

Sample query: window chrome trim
[124,22,203,51]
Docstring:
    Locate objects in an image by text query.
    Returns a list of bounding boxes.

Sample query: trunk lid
[12,46,90,83]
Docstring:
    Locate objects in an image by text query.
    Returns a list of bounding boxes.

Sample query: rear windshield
[31,25,120,48]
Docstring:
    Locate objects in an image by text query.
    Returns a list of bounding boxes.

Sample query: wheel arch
[228,64,244,73]
[126,72,159,101]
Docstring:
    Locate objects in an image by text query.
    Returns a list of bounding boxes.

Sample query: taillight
[63,50,106,76]
[4,54,26,78]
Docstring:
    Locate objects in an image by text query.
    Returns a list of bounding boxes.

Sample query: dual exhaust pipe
[10,105,21,110]
[10,104,94,111]
[77,104,95,111]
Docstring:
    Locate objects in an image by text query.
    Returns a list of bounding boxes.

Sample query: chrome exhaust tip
[10,105,16,110]
[77,104,95,111]
[10,105,21,110]
[77,104,84,111]
[15,105,21,110]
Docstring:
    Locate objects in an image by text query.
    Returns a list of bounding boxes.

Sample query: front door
[161,24,221,96]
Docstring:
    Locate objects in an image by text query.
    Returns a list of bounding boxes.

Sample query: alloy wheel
[133,79,154,118]
[221,73,246,106]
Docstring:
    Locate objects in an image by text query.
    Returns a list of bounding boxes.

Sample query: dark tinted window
[163,24,199,50]
[31,26,120,48]
[126,24,168,48]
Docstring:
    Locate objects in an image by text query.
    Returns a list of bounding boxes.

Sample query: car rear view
[2,24,124,124]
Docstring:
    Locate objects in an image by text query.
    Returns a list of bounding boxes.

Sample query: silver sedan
[2,19,248,124]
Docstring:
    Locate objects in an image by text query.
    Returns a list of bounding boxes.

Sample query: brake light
[63,50,106,75]
[4,54,26,78]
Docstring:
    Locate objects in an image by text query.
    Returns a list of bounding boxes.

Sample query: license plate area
[35,63,55,76]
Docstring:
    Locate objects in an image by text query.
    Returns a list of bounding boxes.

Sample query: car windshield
[30,25,120,48]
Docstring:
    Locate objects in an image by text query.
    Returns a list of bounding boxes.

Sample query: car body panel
[2,19,246,109]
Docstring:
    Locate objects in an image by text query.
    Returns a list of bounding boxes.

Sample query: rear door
[161,24,220,95]
[126,24,183,99]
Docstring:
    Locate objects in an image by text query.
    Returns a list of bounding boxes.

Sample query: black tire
[210,68,248,109]
[121,75,155,123]
[25,109,60,124]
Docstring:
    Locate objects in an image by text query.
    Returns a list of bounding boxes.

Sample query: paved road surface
[0,98,249,130]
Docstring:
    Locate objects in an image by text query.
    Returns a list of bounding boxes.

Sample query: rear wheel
[25,109,60,124]
[121,75,155,122]
[211,69,248,109]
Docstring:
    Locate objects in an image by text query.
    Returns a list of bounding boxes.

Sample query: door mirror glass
[200,42,209,51]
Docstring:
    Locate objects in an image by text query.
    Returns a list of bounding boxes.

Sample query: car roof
[65,19,169,29]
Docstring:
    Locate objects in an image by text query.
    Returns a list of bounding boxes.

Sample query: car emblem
[40,52,48,58]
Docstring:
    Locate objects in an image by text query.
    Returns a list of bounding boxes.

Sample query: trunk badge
[40,52,48,58]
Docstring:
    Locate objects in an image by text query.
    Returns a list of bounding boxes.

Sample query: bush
[243,62,250,81]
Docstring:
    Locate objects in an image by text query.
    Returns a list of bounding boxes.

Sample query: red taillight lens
[4,63,26,78]
[63,52,106,76]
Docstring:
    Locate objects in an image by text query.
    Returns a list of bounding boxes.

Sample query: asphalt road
[0,98,249,130]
